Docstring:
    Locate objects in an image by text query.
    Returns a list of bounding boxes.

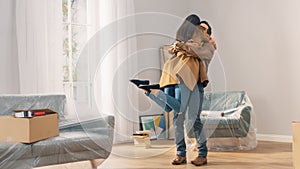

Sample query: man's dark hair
[200,20,212,36]
[176,14,201,42]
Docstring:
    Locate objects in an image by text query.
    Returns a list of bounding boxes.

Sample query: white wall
[188,0,300,137]
[133,0,300,138]
[0,0,19,94]
[133,0,189,82]
[133,0,190,115]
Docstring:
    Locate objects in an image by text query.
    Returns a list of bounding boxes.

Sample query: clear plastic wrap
[187,91,257,151]
[0,94,114,169]
[160,43,256,151]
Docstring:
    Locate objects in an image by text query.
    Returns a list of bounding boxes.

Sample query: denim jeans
[163,85,180,112]
[147,82,207,157]
[147,85,181,114]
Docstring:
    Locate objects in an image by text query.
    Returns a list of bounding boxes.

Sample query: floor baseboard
[257,134,292,143]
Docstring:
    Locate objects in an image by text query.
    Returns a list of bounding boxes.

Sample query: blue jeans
[147,85,181,114]
[147,82,207,157]
[163,85,180,112]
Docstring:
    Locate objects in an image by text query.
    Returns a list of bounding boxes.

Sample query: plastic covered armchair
[199,91,257,150]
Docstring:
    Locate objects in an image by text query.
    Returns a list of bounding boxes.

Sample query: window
[62,0,90,103]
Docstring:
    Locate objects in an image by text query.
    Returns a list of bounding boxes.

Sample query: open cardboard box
[293,122,300,169]
[0,109,59,143]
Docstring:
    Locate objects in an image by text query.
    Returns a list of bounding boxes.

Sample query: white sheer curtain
[85,0,139,143]
[15,0,138,143]
[0,0,19,94]
[16,0,63,94]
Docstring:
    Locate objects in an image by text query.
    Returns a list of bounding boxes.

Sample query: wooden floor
[99,140,293,169]
[36,140,293,169]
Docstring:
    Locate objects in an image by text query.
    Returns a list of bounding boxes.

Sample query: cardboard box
[293,122,300,169]
[0,112,59,143]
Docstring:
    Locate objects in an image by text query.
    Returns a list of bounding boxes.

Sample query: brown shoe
[191,156,207,166]
[172,155,187,165]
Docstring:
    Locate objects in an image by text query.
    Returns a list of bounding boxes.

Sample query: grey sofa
[185,91,256,151]
[185,91,253,139]
[160,46,253,139]
[160,45,256,150]
[200,91,252,138]
[0,94,114,169]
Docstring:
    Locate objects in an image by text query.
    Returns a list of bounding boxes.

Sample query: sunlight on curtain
[73,0,139,143]
[97,0,138,144]
[15,0,63,94]
[95,0,139,144]
[0,0,19,93]
[15,0,138,144]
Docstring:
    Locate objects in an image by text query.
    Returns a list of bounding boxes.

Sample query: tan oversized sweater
[159,26,216,91]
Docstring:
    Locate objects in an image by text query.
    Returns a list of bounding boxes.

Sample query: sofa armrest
[200,105,252,138]
[60,115,114,129]
[59,115,115,136]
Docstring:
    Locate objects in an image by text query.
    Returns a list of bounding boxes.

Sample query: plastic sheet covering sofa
[159,45,256,151]
[0,94,115,169]
[192,91,257,151]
